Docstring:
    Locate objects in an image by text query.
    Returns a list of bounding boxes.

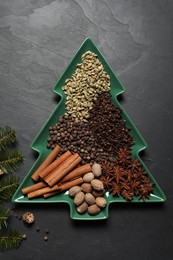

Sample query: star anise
[99,175,113,190]
[116,147,132,167]
[121,189,133,201]
[131,168,146,181]
[125,169,132,182]
[109,182,121,196]
[130,180,141,193]
[113,165,126,184]
[137,183,154,200]
[100,154,154,201]
[128,159,142,171]
[101,160,115,177]
[121,181,131,191]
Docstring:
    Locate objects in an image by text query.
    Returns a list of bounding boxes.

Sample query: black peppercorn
[22,234,27,240]
[44,236,48,241]
[45,229,49,234]
[36,227,40,232]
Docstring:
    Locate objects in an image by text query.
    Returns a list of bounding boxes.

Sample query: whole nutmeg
[92,163,102,177]
[84,193,96,205]
[81,183,92,193]
[91,179,104,191]
[77,202,88,214]
[83,172,94,183]
[92,189,105,197]
[95,197,107,208]
[74,191,85,206]
[22,212,35,224]
[68,185,81,197]
[88,204,100,215]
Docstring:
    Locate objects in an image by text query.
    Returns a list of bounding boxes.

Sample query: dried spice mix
[47,93,133,165]
[46,51,154,201]
[62,51,110,122]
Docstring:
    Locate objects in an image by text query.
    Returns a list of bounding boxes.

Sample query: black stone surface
[0,1,173,259]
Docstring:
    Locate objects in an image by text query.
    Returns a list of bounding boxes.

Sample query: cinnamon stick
[31,145,61,181]
[28,177,84,199]
[22,182,46,195]
[60,163,91,183]
[44,153,82,187]
[27,184,59,199]
[43,177,84,198]
[38,150,71,179]
[56,177,84,191]
[43,190,60,198]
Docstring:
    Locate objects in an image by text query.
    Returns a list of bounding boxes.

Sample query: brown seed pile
[88,92,134,155]
[69,163,107,215]
[62,51,110,122]
[47,115,95,164]
[47,93,133,164]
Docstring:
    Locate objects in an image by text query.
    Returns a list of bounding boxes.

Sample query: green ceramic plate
[12,37,166,220]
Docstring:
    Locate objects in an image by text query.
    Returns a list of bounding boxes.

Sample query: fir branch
[0,229,23,250]
[0,150,24,174]
[0,126,16,151]
[0,205,11,229]
[0,174,19,201]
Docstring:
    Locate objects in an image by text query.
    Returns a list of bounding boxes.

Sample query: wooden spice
[27,185,59,199]
[38,150,72,179]
[44,153,82,187]
[31,145,61,181]
[22,182,46,195]
[43,177,84,198]
[60,163,91,183]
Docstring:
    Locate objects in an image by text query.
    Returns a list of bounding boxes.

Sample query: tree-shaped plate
[12,38,166,220]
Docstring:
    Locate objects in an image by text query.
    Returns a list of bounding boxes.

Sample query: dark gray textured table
[1,1,173,259]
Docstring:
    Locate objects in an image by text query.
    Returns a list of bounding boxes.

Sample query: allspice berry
[44,236,48,241]
[22,234,27,240]
[36,227,40,232]
[45,229,49,234]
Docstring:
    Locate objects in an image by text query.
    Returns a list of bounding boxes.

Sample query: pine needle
[0,229,23,250]
[0,126,16,151]
[0,174,19,201]
[0,150,24,174]
[0,205,11,229]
